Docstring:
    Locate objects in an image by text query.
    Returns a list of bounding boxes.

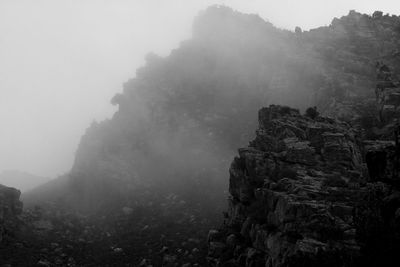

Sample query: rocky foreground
[0,187,214,266]
[208,105,400,266]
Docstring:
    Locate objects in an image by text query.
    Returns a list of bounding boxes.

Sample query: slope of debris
[208,105,400,266]
[1,189,213,266]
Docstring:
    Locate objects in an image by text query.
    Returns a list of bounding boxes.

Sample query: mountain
[0,170,50,193]
[65,6,400,209]
[24,6,400,212]
[5,6,400,266]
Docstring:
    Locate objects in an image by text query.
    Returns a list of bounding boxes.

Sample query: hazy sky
[1,0,399,178]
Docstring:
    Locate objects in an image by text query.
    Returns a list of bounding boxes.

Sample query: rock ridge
[208,105,400,266]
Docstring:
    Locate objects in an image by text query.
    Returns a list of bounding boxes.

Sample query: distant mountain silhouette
[0,170,50,192]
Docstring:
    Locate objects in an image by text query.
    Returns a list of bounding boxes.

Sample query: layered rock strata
[208,105,400,266]
[376,63,400,123]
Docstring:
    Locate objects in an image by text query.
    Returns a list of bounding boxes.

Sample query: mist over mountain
[0,170,50,193]
[2,5,400,266]
[38,6,400,210]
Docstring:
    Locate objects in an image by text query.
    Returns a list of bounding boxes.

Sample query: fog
[1,0,399,179]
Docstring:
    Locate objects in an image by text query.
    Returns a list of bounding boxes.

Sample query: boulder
[0,184,22,243]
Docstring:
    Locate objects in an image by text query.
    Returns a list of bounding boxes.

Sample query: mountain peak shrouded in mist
[2,1,400,178]
[2,5,400,266]
[193,5,276,41]
[25,6,400,211]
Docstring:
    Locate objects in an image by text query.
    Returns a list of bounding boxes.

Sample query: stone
[36,260,51,267]
[0,184,22,243]
[208,105,372,266]
[113,247,123,253]
[207,229,220,242]
[208,242,226,258]
[163,254,177,264]
[33,220,54,231]
[226,234,237,247]
[122,206,133,215]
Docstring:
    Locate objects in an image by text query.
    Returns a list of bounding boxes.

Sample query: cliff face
[376,63,400,123]
[0,184,22,243]
[208,105,400,266]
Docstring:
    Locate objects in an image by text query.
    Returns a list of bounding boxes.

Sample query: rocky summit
[208,105,400,266]
[3,5,400,266]
[0,184,22,244]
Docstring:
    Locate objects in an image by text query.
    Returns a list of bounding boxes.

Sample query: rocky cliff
[0,184,22,243]
[23,6,400,214]
[17,6,400,266]
[208,105,400,266]
[376,62,400,123]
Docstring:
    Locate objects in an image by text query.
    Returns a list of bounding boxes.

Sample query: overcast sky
[1,0,399,178]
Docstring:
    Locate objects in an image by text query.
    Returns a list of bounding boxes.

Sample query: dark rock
[36,260,51,267]
[209,105,369,266]
[0,184,22,243]
[373,11,383,19]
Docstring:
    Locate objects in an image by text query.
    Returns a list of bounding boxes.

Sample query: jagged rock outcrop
[376,63,400,123]
[355,139,400,266]
[208,105,366,266]
[0,184,22,243]
[322,52,400,140]
[316,10,400,126]
[208,105,400,266]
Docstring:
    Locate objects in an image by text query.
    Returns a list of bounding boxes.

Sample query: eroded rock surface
[376,63,400,123]
[208,105,400,266]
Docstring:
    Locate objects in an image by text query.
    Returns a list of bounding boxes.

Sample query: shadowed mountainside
[10,6,400,266]
[24,6,400,213]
